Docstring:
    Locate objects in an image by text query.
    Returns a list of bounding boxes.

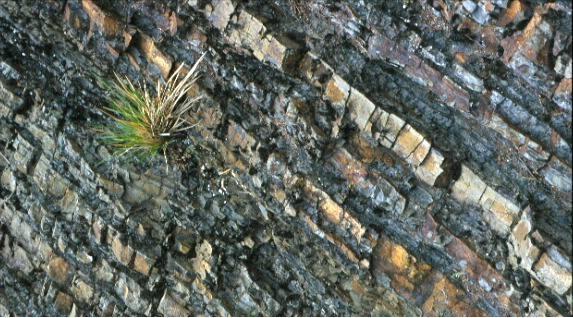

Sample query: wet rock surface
[0,0,571,316]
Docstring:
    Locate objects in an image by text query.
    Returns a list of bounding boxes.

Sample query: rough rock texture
[0,0,571,316]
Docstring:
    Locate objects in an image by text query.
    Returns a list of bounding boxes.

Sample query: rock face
[0,0,571,316]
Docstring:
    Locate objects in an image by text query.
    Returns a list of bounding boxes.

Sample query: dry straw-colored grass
[98,54,204,160]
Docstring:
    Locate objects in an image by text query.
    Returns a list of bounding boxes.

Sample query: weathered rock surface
[0,0,571,316]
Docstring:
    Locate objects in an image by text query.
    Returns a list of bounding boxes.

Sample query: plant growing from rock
[97,55,204,160]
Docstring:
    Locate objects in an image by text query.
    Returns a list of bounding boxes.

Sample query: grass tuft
[97,54,205,160]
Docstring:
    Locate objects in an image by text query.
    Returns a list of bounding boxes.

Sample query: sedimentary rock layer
[0,0,571,316]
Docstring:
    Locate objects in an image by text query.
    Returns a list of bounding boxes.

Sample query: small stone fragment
[54,292,74,315]
[71,277,94,303]
[95,259,114,283]
[82,0,121,37]
[115,273,150,313]
[533,252,572,295]
[392,125,425,159]
[453,64,484,92]
[415,149,444,185]
[508,209,540,271]
[406,139,431,167]
[134,250,156,276]
[192,240,212,280]
[381,114,406,147]
[110,234,134,266]
[324,74,350,107]
[347,89,376,131]
[1,168,16,192]
[137,33,173,78]
[158,291,191,316]
[479,187,519,235]
[0,80,24,116]
[208,0,235,31]
[47,257,72,285]
[553,78,572,112]
[451,165,486,204]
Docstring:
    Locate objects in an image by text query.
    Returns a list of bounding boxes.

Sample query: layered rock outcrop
[0,0,571,316]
